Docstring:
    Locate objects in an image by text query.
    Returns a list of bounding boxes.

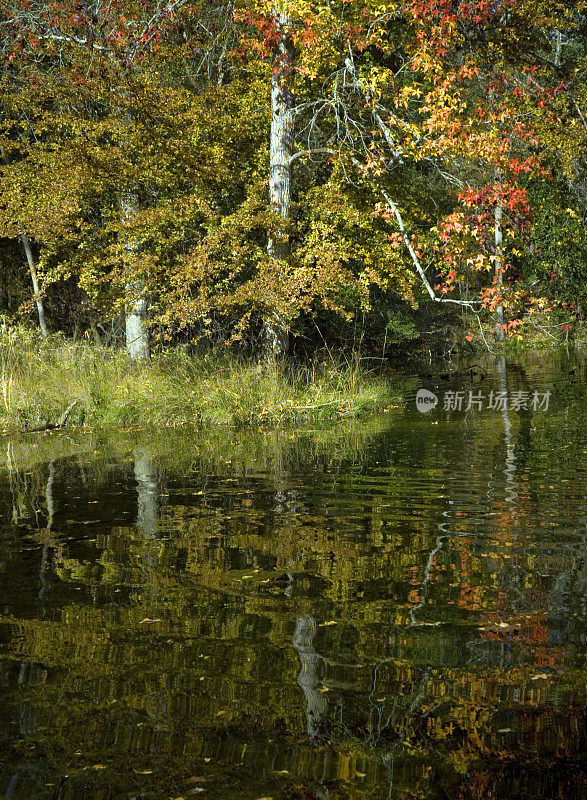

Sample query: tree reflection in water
[0,356,584,800]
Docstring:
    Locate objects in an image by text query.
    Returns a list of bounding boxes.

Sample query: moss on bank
[0,325,400,432]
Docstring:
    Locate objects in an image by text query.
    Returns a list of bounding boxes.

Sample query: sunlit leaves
[0,0,584,338]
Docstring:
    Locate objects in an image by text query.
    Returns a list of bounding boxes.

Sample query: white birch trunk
[126,293,149,360]
[264,3,294,360]
[18,224,48,338]
[121,190,150,359]
[494,200,504,341]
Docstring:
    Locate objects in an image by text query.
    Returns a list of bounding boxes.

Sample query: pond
[0,355,585,800]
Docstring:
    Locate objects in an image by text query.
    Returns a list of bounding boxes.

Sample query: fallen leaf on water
[355,771,366,778]
[498,728,514,733]
[216,710,227,716]
[531,673,550,680]
[186,777,205,783]
[319,686,330,693]
[319,621,337,627]
[139,618,162,624]
[92,765,106,770]
[258,797,273,799]
[134,769,154,774]
[203,758,211,763]
[272,770,290,775]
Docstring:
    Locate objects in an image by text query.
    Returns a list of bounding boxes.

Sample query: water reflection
[0,356,584,800]
[134,448,159,537]
[293,616,328,740]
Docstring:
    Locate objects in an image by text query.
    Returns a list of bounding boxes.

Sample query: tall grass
[0,323,399,431]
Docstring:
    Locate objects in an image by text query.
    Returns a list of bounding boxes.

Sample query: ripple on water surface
[0,357,585,800]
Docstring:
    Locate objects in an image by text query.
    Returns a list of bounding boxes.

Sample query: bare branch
[288,147,336,165]
[371,174,481,307]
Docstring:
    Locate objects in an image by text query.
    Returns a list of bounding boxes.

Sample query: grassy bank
[0,324,400,432]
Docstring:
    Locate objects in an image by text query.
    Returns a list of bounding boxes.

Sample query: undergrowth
[0,324,399,431]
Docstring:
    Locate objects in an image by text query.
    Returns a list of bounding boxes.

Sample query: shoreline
[0,328,402,434]
[1,325,582,436]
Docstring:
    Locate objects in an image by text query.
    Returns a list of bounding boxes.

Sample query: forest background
[0,0,585,427]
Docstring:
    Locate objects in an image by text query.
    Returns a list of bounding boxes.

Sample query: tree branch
[362,167,482,307]
[288,147,336,165]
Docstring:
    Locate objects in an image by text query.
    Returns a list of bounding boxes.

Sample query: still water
[0,356,585,800]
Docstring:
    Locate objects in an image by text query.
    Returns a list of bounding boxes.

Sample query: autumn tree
[0,0,583,351]
[0,0,248,349]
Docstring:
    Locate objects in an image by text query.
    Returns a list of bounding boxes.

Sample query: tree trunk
[18,224,49,339]
[494,199,504,341]
[120,189,150,359]
[125,293,150,360]
[263,4,295,361]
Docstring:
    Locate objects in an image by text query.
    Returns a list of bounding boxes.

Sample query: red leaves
[458,184,532,219]
[234,9,279,53]
[436,267,458,295]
